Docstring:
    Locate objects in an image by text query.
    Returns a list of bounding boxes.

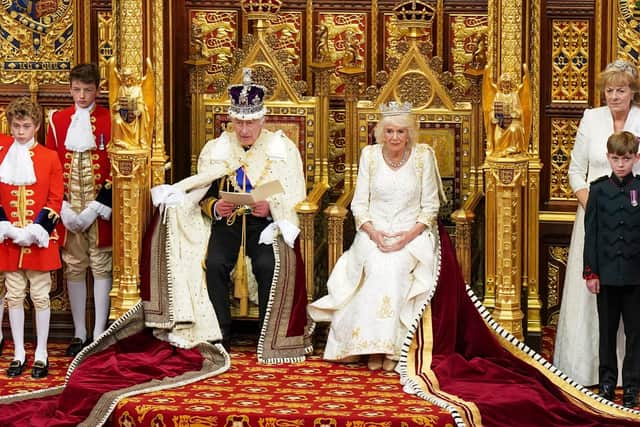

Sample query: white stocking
[8,307,25,363]
[92,278,112,339]
[67,280,87,341]
[34,308,50,362]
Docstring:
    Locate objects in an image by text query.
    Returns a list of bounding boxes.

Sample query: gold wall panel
[547,245,568,311]
[382,12,432,72]
[317,12,367,96]
[97,11,114,91]
[551,19,589,103]
[328,109,346,196]
[0,1,74,85]
[190,9,239,91]
[266,12,303,80]
[549,117,579,201]
[449,15,489,76]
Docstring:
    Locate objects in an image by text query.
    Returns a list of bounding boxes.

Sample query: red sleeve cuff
[583,265,599,280]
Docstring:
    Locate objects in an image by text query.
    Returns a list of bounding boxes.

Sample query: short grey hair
[373,113,418,148]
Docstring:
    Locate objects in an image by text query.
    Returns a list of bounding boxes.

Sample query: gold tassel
[233,214,249,316]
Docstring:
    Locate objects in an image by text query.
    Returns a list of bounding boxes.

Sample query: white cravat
[64,104,96,152]
[0,139,36,185]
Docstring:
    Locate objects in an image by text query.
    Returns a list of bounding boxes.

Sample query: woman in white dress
[308,102,444,372]
[554,59,640,387]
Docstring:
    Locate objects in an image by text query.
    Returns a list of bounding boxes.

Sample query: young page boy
[0,97,64,378]
[46,63,113,356]
[583,130,640,408]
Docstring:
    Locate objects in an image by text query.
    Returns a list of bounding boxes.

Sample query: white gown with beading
[308,144,441,361]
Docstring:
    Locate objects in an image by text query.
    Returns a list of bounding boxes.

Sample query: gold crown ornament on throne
[241,0,282,18]
[380,101,413,117]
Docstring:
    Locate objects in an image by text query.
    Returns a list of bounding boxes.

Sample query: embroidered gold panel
[617,0,640,62]
[0,1,74,85]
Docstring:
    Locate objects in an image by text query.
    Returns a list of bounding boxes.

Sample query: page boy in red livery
[0,97,64,379]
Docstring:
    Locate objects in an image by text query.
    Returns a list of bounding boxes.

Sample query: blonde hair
[373,114,418,148]
[597,59,640,104]
[6,96,42,127]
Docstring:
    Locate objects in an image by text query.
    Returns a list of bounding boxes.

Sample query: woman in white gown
[308,102,444,372]
[554,59,640,387]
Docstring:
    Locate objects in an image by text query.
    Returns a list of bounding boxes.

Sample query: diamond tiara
[380,101,412,117]
[606,59,638,79]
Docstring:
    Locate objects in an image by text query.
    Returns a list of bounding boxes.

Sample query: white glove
[151,184,186,207]
[88,200,112,221]
[12,227,36,247]
[0,221,12,243]
[60,201,82,233]
[76,205,100,232]
[258,220,300,248]
[25,223,49,248]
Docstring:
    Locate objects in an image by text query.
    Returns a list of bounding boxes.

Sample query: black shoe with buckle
[623,387,638,408]
[31,359,48,379]
[598,383,615,401]
[6,358,27,378]
[66,337,89,357]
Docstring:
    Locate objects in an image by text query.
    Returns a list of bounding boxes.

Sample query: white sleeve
[568,109,592,193]
[417,146,441,227]
[351,146,373,229]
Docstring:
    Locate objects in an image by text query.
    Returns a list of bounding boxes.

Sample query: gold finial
[241,0,282,20]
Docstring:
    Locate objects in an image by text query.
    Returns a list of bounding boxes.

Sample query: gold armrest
[451,191,483,285]
[324,187,355,273]
[296,182,330,301]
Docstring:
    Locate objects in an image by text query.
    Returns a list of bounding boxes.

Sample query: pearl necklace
[382,147,410,169]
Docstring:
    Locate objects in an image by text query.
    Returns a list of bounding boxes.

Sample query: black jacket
[583,173,640,286]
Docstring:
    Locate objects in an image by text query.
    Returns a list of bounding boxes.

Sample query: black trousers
[597,285,640,388]
[204,215,275,340]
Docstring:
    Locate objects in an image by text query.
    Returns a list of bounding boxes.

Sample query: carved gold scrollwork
[396,72,433,108]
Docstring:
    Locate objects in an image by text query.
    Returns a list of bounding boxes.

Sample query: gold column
[185,58,209,175]
[338,67,365,189]
[325,203,349,273]
[108,0,150,319]
[109,151,149,318]
[526,160,543,334]
[295,61,334,299]
[484,0,540,339]
[324,67,364,273]
[486,158,528,340]
[150,0,168,186]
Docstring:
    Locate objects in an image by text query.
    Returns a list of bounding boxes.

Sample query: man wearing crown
[151,68,313,362]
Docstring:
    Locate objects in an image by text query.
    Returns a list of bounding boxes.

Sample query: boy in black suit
[583,130,640,408]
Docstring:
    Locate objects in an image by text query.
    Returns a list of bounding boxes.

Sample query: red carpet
[112,341,454,426]
[0,341,68,396]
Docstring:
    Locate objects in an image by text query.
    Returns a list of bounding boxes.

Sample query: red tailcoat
[46,105,112,247]
[0,142,64,271]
